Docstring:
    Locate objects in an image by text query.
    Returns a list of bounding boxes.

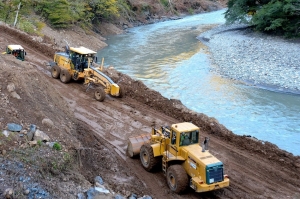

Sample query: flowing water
[97,10,300,156]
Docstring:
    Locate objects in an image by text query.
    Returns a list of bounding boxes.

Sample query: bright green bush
[53,142,62,151]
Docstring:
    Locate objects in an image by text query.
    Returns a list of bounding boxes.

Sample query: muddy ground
[0,21,300,199]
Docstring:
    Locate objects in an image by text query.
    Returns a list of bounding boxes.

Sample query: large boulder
[33,129,50,142]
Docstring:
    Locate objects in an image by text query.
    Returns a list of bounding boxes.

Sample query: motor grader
[2,45,26,61]
[49,46,122,101]
[127,122,229,193]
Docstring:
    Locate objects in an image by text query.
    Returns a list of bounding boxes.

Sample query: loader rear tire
[51,65,61,79]
[167,165,188,194]
[140,144,160,172]
[60,70,71,83]
[94,87,106,102]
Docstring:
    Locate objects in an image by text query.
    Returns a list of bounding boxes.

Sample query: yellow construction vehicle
[49,46,122,101]
[2,45,26,61]
[127,122,229,193]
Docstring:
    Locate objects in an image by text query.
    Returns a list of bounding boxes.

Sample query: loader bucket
[127,134,151,158]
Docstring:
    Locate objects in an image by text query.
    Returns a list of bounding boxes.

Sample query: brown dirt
[0,19,300,199]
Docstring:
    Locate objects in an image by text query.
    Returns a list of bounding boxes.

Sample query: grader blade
[127,134,151,158]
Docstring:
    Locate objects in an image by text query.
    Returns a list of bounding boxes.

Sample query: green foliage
[53,142,62,151]
[252,0,300,37]
[87,0,120,22]
[63,152,72,165]
[18,18,35,33]
[32,0,86,28]
[36,0,73,28]
[7,145,75,176]
[225,0,300,37]
[141,3,150,12]
[49,152,73,171]
[37,140,43,146]
[0,0,31,24]
[188,8,194,15]
[225,0,265,24]
[116,0,134,22]
[30,0,121,28]
[10,147,37,165]
[160,0,169,8]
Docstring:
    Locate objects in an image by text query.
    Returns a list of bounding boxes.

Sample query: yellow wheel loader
[127,122,229,193]
[49,46,122,102]
[2,45,26,61]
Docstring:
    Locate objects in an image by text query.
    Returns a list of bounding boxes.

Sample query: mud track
[1,24,299,198]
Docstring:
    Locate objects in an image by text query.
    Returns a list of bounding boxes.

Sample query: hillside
[1,3,300,199]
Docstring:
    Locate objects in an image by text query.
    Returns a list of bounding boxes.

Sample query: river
[97,9,300,156]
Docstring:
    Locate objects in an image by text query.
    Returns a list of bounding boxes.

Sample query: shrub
[37,140,42,146]
[53,142,62,151]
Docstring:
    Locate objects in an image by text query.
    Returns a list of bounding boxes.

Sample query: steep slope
[0,22,300,199]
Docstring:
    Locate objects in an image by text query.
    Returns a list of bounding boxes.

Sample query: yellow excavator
[49,46,122,101]
[127,122,229,193]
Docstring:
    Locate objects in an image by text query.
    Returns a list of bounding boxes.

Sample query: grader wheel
[60,70,71,83]
[140,144,160,172]
[94,87,106,102]
[166,165,189,193]
[51,65,61,79]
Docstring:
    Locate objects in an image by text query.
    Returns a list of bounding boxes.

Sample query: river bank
[198,24,300,94]
[1,13,300,198]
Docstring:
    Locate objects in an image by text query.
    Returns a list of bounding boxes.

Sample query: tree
[0,0,22,23]
[252,0,300,37]
[87,0,119,22]
[32,0,121,28]
[225,0,300,37]
[34,0,73,28]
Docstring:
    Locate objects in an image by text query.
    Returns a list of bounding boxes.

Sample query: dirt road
[1,23,300,199]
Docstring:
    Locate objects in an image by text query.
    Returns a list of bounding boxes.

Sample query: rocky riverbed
[198,24,300,94]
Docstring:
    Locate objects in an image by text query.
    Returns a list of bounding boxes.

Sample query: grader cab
[49,46,122,102]
[127,122,229,193]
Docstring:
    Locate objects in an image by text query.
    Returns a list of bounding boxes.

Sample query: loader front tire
[166,165,188,194]
[60,70,71,83]
[94,87,106,102]
[140,144,159,172]
[51,65,61,79]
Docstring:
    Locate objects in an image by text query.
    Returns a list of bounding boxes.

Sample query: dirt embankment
[0,14,300,199]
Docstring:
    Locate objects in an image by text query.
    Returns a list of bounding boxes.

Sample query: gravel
[197,24,300,94]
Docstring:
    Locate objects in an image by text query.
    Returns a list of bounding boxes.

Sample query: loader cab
[5,45,26,61]
[171,122,200,147]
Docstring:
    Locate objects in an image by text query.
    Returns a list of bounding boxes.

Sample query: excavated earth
[0,22,300,199]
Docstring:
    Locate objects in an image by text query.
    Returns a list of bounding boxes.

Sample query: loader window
[179,130,199,146]
[171,131,176,145]
[180,133,190,146]
[190,130,199,144]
